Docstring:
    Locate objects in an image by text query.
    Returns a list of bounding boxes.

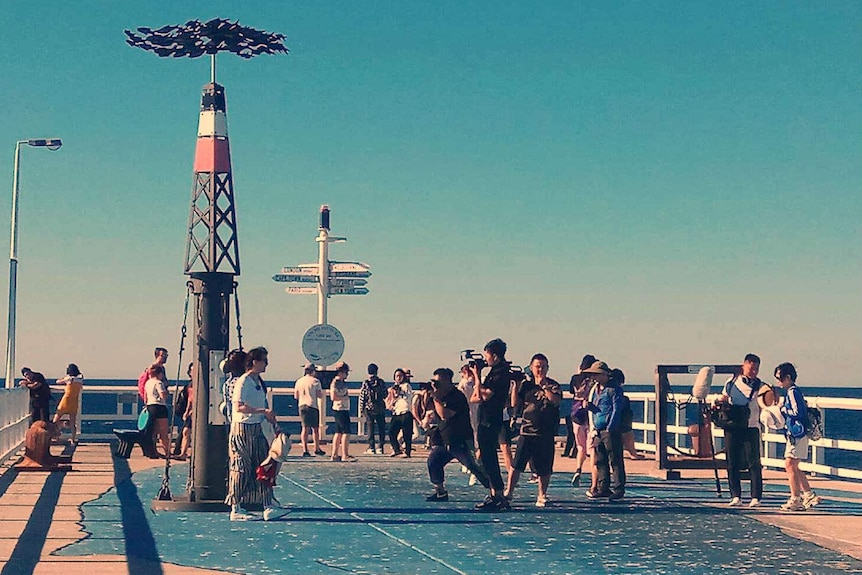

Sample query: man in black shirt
[469,338,511,512]
[425,368,490,502]
[505,353,562,507]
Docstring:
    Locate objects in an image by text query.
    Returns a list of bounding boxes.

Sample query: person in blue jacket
[775,362,822,511]
[584,360,626,501]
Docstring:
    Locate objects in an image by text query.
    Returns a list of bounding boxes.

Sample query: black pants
[427,443,490,488]
[477,423,505,492]
[595,429,626,496]
[725,426,763,499]
[563,414,576,455]
[365,412,386,450]
[389,413,413,455]
[30,403,50,425]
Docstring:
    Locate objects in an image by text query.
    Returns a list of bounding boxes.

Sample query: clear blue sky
[2,2,860,385]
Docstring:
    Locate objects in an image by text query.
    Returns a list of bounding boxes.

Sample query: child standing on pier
[774,362,822,511]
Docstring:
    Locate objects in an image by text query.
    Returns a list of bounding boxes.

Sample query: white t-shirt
[390,382,413,415]
[331,379,350,412]
[145,377,167,406]
[232,373,267,425]
[294,375,322,408]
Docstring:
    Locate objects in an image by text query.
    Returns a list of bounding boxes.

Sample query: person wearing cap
[330,362,356,462]
[583,360,626,501]
[294,364,325,457]
[468,338,512,512]
[359,363,388,455]
[716,353,764,508]
[774,362,821,511]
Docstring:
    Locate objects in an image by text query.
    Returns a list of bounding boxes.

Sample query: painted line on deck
[281,474,470,575]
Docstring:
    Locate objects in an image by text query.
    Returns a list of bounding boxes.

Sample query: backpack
[805,405,823,441]
[620,394,634,433]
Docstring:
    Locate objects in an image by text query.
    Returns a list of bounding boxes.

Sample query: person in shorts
[330,362,356,462]
[775,362,822,511]
[294,364,325,456]
[505,353,562,507]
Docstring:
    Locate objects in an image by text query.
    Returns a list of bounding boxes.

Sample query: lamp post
[5,138,62,388]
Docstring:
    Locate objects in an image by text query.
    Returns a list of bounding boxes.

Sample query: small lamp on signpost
[4,138,62,388]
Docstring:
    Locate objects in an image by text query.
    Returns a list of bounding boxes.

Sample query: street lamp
[4,138,62,388]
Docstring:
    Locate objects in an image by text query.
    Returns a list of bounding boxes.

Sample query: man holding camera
[425,368,491,502]
[469,338,512,512]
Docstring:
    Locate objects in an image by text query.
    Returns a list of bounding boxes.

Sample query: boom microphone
[691,366,715,401]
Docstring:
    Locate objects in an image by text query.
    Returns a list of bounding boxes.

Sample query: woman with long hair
[144,364,171,458]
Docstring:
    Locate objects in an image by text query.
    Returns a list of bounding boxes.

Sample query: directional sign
[285,286,317,295]
[330,286,369,296]
[273,274,319,283]
[281,266,318,275]
[330,270,372,279]
[329,278,367,287]
[330,262,370,272]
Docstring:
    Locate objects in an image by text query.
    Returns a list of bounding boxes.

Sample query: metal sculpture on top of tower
[126,19,287,509]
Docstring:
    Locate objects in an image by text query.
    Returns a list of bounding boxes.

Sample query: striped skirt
[225,421,273,507]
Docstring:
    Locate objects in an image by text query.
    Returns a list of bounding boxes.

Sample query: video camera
[460,349,486,371]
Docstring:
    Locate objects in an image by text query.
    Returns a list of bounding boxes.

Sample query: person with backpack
[774,362,822,511]
[359,363,388,455]
[584,361,626,501]
[716,353,765,508]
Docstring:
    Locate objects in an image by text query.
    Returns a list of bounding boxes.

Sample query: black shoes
[608,491,625,501]
[302,451,311,458]
[426,491,449,502]
[475,495,510,512]
[313,449,325,456]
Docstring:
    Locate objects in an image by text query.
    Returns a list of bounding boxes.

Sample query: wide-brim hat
[757,384,777,409]
[581,360,611,376]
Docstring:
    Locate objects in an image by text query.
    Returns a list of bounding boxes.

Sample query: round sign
[301,323,345,366]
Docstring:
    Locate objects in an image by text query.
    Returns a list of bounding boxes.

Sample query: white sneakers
[727,497,742,507]
[781,497,805,512]
[803,491,822,509]
[748,498,761,508]
[229,506,256,521]
[263,505,291,521]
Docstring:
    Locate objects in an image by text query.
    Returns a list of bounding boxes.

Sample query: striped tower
[184,81,239,506]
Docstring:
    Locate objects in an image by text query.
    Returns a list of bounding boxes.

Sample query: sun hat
[757,384,776,409]
[581,361,611,376]
[759,405,785,431]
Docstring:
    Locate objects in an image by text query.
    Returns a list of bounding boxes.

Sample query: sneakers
[468,473,478,486]
[475,495,509,512]
[426,491,449,502]
[608,491,625,502]
[229,508,256,522]
[263,506,291,521]
[748,498,761,508]
[313,449,326,456]
[363,448,376,455]
[585,490,612,500]
[571,470,581,487]
[780,497,805,512]
[803,491,822,509]
[302,451,311,458]
[727,497,742,507]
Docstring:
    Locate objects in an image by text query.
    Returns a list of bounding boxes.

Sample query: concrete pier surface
[1,442,860,575]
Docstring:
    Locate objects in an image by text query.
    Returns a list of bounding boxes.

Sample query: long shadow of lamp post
[5,138,62,389]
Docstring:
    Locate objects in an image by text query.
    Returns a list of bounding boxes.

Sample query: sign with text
[273,274,319,283]
[330,286,369,296]
[329,278,368,287]
[285,286,317,295]
[281,266,318,275]
[301,323,345,366]
[330,261,370,272]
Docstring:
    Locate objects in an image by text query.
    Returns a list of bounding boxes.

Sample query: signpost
[285,286,316,295]
[273,274,319,283]
[329,286,369,295]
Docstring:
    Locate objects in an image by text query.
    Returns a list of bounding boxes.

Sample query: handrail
[12,384,860,482]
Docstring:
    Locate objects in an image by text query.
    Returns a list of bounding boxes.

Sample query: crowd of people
[17,342,821,521]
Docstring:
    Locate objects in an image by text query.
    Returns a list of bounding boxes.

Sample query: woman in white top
[225,346,288,522]
[144,364,170,458]
[329,362,355,462]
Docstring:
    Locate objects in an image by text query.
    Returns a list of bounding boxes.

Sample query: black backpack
[174,385,189,417]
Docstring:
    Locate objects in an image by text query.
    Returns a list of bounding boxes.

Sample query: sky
[1,2,860,385]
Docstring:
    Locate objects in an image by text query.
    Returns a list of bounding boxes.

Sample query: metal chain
[233,281,244,351]
[158,281,193,501]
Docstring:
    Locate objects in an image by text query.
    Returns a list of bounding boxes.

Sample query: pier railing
[2,385,859,481]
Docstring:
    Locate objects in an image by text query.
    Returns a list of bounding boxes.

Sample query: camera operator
[504,353,562,507]
[425,368,491,502]
[468,338,511,512]
[386,368,414,457]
